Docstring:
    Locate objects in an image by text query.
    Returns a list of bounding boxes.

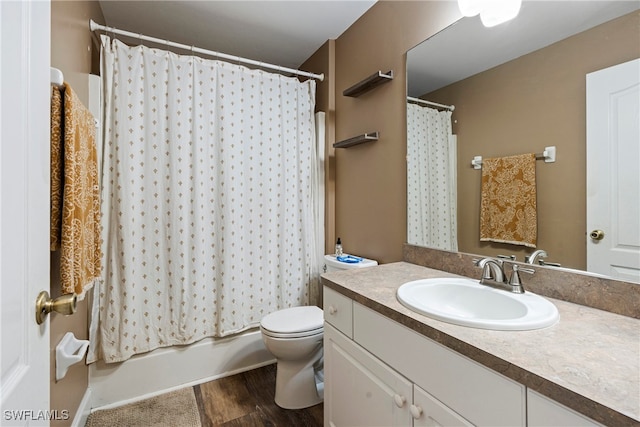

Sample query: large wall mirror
[406,1,639,282]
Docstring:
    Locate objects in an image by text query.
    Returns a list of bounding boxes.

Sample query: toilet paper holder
[56,332,89,381]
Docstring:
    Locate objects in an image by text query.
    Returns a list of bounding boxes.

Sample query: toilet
[260,253,377,409]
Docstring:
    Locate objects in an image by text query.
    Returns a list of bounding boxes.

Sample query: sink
[396,278,558,330]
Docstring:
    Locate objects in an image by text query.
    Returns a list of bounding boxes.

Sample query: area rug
[85,387,201,427]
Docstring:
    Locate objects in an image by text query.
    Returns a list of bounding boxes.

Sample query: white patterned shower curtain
[406,103,458,251]
[88,36,319,363]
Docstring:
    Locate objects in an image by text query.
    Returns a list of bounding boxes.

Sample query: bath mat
[85,387,201,427]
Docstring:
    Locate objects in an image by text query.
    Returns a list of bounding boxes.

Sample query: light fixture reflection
[458,0,484,17]
[458,0,522,27]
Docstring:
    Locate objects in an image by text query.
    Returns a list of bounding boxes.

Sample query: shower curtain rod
[89,19,324,82]
[407,96,455,111]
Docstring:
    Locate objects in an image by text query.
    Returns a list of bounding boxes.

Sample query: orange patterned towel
[50,83,102,297]
[479,153,537,248]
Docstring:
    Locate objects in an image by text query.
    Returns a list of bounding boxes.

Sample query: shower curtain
[406,103,457,251]
[88,36,319,363]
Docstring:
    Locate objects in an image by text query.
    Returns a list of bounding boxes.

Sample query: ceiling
[407,1,640,97]
[98,1,377,71]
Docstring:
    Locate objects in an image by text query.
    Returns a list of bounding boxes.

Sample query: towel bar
[471,146,556,169]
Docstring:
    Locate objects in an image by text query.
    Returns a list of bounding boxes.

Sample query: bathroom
[1,0,637,426]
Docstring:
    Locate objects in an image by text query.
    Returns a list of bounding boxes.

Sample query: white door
[586,58,640,283]
[0,1,51,425]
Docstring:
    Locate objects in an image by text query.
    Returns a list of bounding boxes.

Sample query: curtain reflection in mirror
[407,103,457,251]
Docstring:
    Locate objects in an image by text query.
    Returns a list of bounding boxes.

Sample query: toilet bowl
[260,306,324,409]
[260,253,378,409]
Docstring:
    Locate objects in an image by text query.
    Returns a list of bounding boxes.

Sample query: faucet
[474,258,534,294]
[475,258,505,283]
[525,249,548,265]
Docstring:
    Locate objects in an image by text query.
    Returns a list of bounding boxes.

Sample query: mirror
[406,1,639,280]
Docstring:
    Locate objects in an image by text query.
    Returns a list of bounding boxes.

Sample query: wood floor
[193,364,324,427]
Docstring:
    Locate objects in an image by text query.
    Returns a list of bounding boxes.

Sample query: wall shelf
[343,71,393,97]
[333,132,379,148]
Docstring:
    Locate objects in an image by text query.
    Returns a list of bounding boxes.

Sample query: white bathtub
[88,328,273,409]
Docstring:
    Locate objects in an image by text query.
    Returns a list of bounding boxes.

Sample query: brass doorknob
[590,229,605,241]
[35,291,77,325]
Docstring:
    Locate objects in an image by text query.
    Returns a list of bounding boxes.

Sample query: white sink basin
[396,278,559,330]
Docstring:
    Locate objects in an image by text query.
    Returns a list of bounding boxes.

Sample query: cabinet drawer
[353,303,526,426]
[323,286,353,338]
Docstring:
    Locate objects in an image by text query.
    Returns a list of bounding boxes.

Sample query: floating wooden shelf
[343,71,393,97]
[333,132,379,148]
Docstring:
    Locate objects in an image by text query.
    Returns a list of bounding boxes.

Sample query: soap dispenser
[335,238,343,257]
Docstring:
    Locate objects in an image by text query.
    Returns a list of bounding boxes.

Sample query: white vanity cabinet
[323,286,521,427]
[352,302,525,426]
[322,285,608,427]
[324,323,472,427]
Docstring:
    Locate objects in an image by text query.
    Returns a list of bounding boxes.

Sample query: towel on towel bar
[50,83,102,297]
[479,153,537,248]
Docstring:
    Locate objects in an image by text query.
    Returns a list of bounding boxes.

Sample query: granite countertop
[321,262,640,427]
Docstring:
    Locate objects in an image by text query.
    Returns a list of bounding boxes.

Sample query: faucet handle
[509,265,535,286]
[497,254,516,261]
[539,260,562,267]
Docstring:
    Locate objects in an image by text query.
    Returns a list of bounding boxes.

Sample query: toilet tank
[323,254,378,273]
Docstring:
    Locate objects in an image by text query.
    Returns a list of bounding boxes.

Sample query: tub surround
[321,261,640,426]
[403,244,640,319]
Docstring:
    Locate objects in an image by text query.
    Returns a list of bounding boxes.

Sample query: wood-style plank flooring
[193,364,323,426]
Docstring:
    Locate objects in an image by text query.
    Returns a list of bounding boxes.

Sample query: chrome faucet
[476,258,505,283]
[525,249,548,265]
[474,258,534,294]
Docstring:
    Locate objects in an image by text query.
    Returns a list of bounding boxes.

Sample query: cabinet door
[412,385,473,427]
[527,390,603,427]
[324,324,412,427]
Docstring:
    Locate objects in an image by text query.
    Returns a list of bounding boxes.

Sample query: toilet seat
[260,306,323,339]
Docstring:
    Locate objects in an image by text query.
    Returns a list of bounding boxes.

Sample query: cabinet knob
[410,404,423,419]
[393,394,406,408]
[328,305,337,315]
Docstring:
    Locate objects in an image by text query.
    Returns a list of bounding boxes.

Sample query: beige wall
[50,1,104,425]
[333,1,461,264]
[426,11,640,269]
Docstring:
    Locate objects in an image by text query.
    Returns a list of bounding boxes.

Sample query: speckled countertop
[321,262,640,427]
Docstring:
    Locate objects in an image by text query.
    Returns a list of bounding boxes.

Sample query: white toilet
[260,253,377,409]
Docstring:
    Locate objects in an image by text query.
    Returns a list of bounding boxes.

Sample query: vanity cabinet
[324,324,471,427]
[323,285,607,427]
[323,285,522,426]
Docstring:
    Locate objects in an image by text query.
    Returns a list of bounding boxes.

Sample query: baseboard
[70,388,92,427]
[89,329,273,409]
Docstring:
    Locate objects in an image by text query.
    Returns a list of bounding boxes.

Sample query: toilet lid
[260,306,323,335]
